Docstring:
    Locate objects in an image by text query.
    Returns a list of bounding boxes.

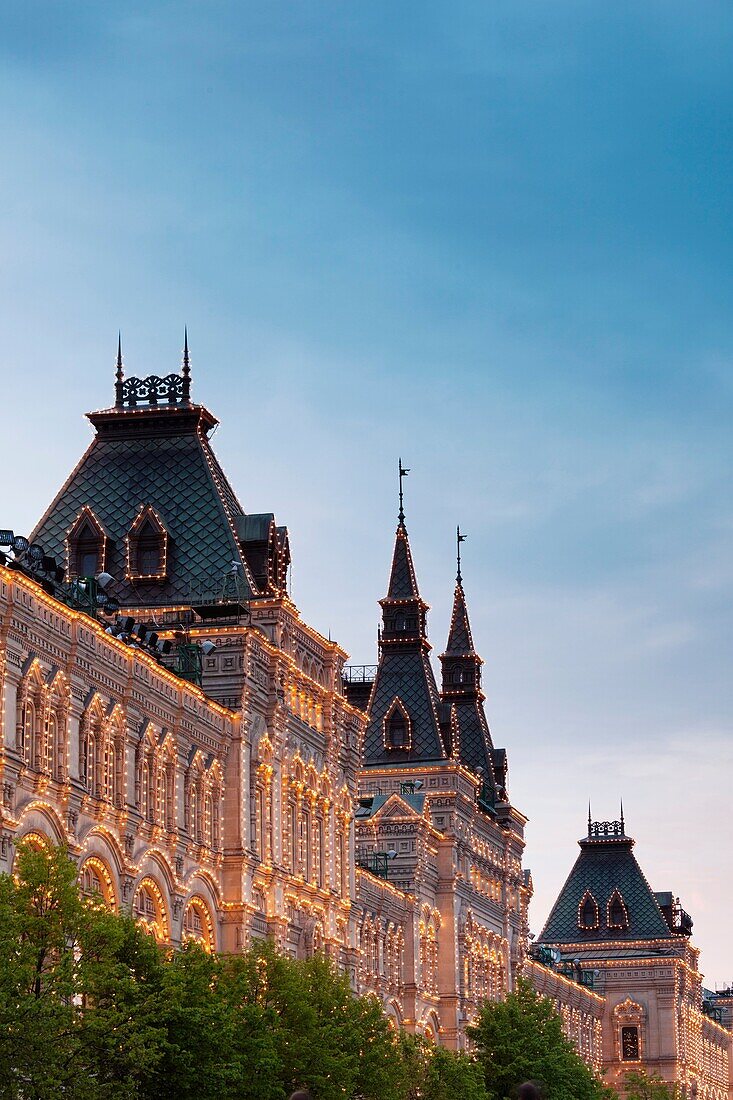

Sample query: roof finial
[620,798,625,833]
[398,458,410,527]
[115,332,124,407]
[181,327,191,403]
[588,800,592,834]
[457,525,467,584]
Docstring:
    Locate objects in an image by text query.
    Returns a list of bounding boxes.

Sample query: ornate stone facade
[536,818,733,1097]
[0,345,729,1090]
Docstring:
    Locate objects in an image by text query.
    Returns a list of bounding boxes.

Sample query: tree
[397,1032,488,1100]
[623,1071,680,1099]
[468,979,608,1100]
[0,840,165,1099]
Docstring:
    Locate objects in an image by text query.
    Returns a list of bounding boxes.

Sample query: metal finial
[181,327,191,403]
[398,458,410,526]
[588,800,592,834]
[115,332,124,407]
[620,798,625,832]
[457,525,467,584]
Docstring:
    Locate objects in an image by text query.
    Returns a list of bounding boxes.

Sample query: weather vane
[456,526,467,584]
[398,458,410,525]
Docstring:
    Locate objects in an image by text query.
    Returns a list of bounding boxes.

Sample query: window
[126,507,168,580]
[621,1026,639,1061]
[72,517,104,577]
[136,519,161,575]
[607,890,629,930]
[384,700,410,750]
[578,890,600,930]
[388,711,407,747]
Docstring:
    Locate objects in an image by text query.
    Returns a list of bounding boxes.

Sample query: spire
[181,327,191,404]
[114,332,124,408]
[386,524,421,601]
[398,458,409,527]
[620,798,625,833]
[588,800,592,835]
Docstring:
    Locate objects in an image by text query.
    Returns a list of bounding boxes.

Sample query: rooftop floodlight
[96,571,115,591]
[41,555,57,572]
[103,598,120,616]
[147,631,159,648]
[27,543,44,563]
[0,530,14,547]
[387,850,397,859]
[12,535,29,554]
[201,640,217,656]
[119,616,135,635]
[157,639,173,655]
[413,779,424,790]
[134,623,148,642]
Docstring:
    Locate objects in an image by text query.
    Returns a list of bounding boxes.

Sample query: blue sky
[2,2,733,982]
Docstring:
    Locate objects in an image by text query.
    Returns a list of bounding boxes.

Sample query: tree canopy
[467,978,612,1100]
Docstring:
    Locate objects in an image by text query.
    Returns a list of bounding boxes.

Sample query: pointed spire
[181,327,191,403]
[620,798,625,833]
[114,332,124,407]
[386,524,421,600]
[398,458,409,527]
[588,800,592,835]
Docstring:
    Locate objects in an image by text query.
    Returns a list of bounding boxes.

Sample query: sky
[2,2,733,984]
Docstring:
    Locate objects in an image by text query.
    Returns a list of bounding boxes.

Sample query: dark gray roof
[386,524,420,599]
[444,583,474,654]
[539,831,675,945]
[31,403,256,607]
[364,650,448,766]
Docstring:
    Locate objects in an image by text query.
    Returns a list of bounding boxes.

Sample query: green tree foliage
[623,1071,681,1099]
[397,1033,488,1100]
[468,978,609,1100]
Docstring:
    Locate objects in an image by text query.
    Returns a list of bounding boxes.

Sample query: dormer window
[67,507,107,578]
[578,889,600,930]
[126,506,168,580]
[607,889,629,931]
[395,614,407,632]
[384,699,411,751]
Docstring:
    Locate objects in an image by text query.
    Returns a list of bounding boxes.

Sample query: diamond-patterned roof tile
[538,833,674,944]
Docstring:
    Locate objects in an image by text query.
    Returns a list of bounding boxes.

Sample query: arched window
[133,878,168,943]
[607,889,629,931]
[126,506,168,580]
[68,508,106,579]
[136,519,162,576]
[384,700,410,750]
[578,890,600,930]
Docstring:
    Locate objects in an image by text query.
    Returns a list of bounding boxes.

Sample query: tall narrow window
[384,699,411,750]
[136,519,161,576]
[578,890,600,930]
[68,508,107,578]
[126,506,168,580]
[621,1027,639,1061]
[607,889,629,931]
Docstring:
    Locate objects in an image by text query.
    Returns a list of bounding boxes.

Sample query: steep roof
[538,821,675,945]
[364,523,448,767]
[439,581,498,790]
[387,523,420,599]
[31,388,257,608]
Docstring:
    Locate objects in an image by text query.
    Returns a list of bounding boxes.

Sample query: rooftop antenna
[182,327,191,403]
[398,458,410,526]
[457,525,467,584]
[115,332,124,408]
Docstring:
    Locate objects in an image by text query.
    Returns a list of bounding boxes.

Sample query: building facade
[0,342,728,1088]
[535,815,733,1098]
